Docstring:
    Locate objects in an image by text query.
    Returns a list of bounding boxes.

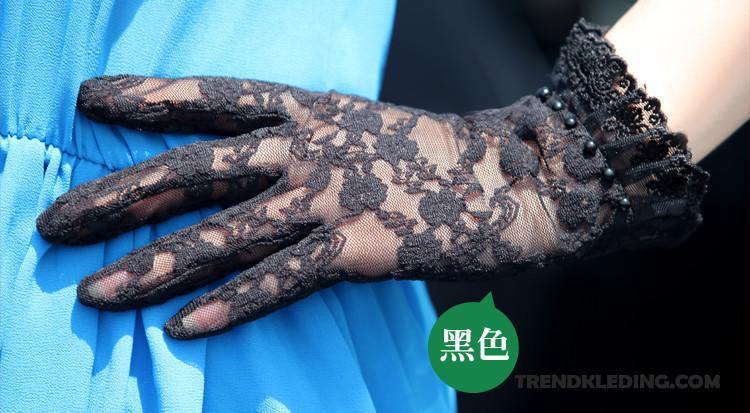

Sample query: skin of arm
[606,0,750,161]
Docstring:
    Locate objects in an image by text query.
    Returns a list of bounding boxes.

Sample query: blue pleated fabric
[0,1,455,412]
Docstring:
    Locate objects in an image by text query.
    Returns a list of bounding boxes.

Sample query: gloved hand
[37,20,707,339]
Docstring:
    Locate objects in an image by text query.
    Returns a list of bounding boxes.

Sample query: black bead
[619,197,631,208]
[583,140,597,154]
[602,167,615,180]
[564,115,577,128]
[536,86,551,99]
[548,98,564,111]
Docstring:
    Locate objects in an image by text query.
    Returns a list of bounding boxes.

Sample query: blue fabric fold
[0,1,455,411]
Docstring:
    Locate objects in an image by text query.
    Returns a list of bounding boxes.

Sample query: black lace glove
[37,20,708,339]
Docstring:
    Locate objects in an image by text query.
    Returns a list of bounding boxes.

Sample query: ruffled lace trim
[552,19,709,246]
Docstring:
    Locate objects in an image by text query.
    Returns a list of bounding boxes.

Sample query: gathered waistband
[1,118,213,173]
[1,133,116,173]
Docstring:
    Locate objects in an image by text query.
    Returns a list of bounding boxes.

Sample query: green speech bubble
[427,293,519,393]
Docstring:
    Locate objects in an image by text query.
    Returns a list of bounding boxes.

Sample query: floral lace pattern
[37,20,707,339]
[552,20,708,250]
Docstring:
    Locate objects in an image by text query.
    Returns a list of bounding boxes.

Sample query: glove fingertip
[165,299,233,340]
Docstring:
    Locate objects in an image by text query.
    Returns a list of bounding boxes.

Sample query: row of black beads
[537,86,630,209]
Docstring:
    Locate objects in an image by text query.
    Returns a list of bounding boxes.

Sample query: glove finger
[76,186,318,310]
[37,127,293,245]
[77,75,322,135]
[164,226,347,339]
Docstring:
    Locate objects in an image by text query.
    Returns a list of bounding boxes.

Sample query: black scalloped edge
[551,18,709,244]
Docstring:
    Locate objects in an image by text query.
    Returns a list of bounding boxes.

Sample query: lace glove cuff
[548,19,708,250]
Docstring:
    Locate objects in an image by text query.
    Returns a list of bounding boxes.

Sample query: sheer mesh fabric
[37,20,707,339]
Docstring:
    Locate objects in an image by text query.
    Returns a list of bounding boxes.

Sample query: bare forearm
[606,0,750,161]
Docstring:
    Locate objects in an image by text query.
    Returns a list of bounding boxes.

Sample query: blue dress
[0,1,455,411]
